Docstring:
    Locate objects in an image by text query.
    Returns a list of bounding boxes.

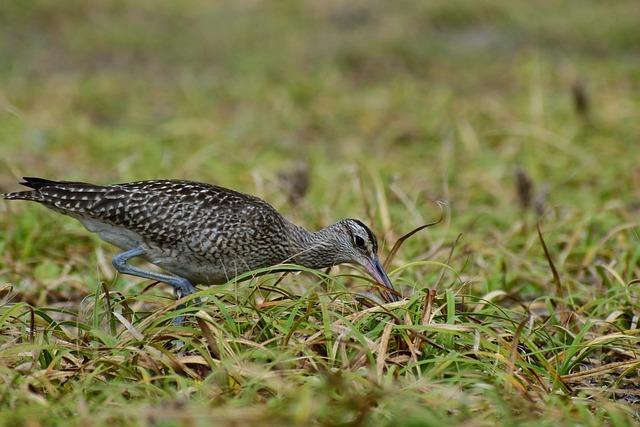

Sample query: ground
[0,1,639,426]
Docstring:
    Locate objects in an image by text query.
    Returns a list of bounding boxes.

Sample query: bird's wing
[3,178,283,248]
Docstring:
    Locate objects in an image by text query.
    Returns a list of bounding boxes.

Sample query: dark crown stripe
[349,218,378,253]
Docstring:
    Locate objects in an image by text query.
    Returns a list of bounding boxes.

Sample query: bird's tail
[19,177,62,190]
[1,177,65,201]
[1,177,114,217]
[1,191,41,201]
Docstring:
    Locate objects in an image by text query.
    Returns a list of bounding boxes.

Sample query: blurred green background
[2,0,640,293]
[1,1,639,425]
[2,0,638,209]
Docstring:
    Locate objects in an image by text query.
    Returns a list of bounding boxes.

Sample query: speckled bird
[2,177,400,311]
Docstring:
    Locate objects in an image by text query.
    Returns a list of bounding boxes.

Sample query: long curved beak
[365,256,401,302]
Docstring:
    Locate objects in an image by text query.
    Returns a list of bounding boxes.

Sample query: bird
[2,177,400,317]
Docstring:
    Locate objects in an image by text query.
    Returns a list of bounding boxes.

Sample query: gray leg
[112,247,199,323]
[112,247,197,297]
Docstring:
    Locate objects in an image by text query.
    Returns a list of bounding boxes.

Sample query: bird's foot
[171,277,201,325]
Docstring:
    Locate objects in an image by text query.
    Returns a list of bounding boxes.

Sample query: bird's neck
[287,222,344,269]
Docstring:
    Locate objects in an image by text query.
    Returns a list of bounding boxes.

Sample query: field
[1,1,639,425]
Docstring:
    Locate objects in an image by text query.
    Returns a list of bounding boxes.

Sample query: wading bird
[2,177,400,319]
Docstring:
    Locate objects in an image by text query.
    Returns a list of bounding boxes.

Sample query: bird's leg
[112,247,197,296]
[112,247,199,324]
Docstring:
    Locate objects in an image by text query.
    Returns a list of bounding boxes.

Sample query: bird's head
[333,219,400,302]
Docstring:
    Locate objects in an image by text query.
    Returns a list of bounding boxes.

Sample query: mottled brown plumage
[2,177,399,309]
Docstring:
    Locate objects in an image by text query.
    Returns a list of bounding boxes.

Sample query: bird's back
[3,178,296,283]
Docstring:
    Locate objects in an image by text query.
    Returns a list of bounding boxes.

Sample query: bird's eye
[354,235,365,248]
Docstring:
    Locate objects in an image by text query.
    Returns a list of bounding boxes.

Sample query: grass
[1,0,639,425]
